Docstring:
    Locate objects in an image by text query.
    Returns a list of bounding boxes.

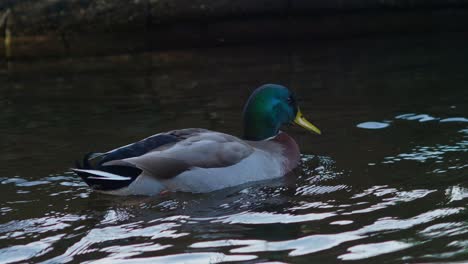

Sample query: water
[1,33,467,263]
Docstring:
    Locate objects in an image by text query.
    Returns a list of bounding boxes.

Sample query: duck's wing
[99,128,210,164]
[76,128,254,180]
[104,130,255,180]
[73,128,209,188]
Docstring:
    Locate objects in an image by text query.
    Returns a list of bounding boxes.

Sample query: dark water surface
[1,33,467,263]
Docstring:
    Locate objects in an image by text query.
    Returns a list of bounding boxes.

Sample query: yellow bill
[294,109,321,135]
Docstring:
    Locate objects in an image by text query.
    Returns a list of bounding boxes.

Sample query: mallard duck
[73,84,321,195]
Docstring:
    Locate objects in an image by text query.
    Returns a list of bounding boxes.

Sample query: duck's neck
[242,108,280,141]
[243,123,279,141]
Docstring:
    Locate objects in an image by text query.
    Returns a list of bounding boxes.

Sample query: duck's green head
[243,84,321,141]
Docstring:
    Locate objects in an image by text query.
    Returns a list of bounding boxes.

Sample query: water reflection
[339,241,412,261]
[356,121,390,129]
[396,113,439,122]
[445,186,468,203]
[0,234,64,263]
[192,232,361,257]
[213,211,335,224]
[90,252,258,264]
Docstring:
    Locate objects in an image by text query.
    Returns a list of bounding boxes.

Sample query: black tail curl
[73,152,142,191]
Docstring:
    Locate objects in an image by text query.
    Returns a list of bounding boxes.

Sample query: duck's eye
[287,96,294,105]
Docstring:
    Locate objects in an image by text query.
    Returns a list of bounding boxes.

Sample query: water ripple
[88,252,258,264]
[339,241,412,260]
[213,211,335,224]
[191,232,362,257]
[356,121,390,129]
[383,141,467,164]
[0,234,64,263]
[396,113,439,122]
[46,221,187,263]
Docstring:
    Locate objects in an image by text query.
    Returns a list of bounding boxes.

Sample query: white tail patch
[72,169,131,181]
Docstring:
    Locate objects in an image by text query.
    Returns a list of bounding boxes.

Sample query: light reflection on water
[339,241,412,261]
[1,33,468,263]
[0,147,466,263]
